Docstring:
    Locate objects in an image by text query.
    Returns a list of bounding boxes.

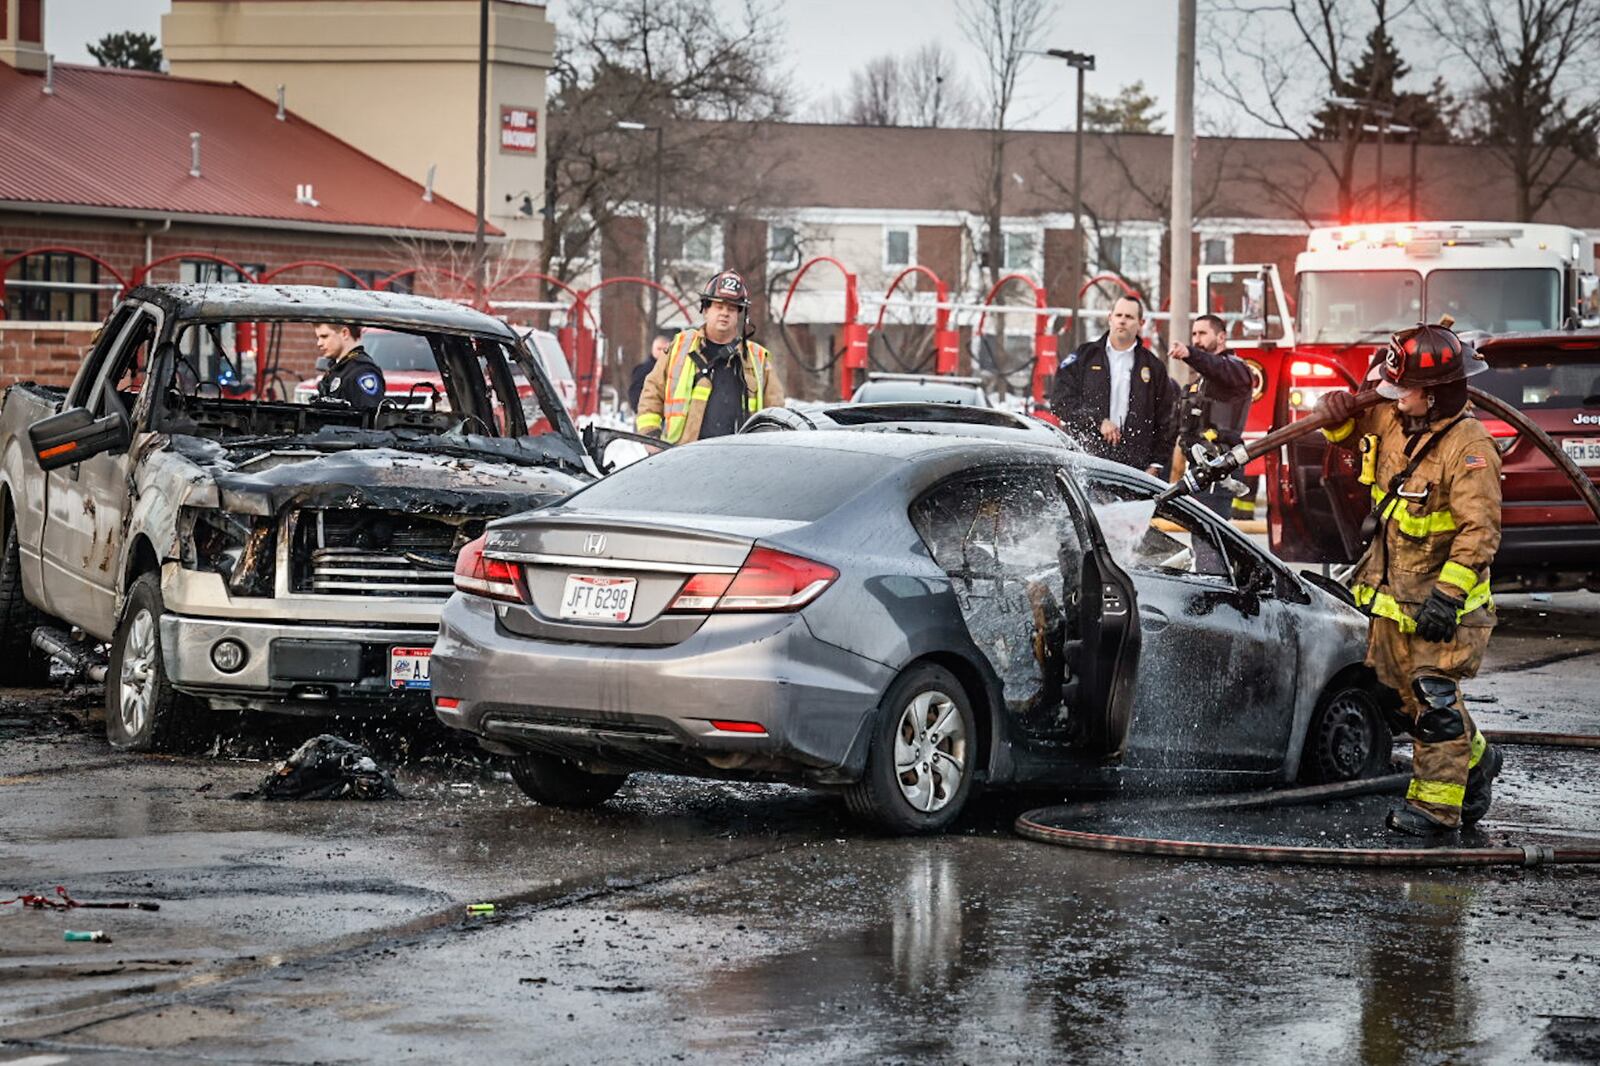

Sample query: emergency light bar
[1320,224,1524,252]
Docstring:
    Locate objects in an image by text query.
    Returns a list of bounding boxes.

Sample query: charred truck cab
[0,284,615,749]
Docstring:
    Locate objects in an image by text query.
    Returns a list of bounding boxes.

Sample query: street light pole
[618,121,665,331]
[472,0,488,308]
[1169,0,1196,358]
[1041,48,1095,349]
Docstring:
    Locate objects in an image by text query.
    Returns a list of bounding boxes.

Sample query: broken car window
[1087,479,1230,582]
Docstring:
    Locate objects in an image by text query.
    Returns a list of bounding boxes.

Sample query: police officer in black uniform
[1169,313,1255,518]
[313,322,385,412]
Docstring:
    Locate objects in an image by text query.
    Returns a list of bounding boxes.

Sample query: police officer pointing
[314,322,385,412]
[1169,313,1255,517]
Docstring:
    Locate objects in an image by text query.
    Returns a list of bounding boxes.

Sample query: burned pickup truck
[0,284,601,750]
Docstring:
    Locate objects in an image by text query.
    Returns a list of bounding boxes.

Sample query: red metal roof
[0,62,495,237]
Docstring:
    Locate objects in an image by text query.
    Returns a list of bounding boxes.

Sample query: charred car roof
[128,284,518,338]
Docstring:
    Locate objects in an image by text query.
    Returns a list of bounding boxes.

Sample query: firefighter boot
[1386,804,1460,838]
[1461,741,1503,827]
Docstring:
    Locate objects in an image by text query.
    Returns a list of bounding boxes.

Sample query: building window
[1201,237,1231,265]
[884,228,914,270]
[3,250,103,322]
[1001,231,1038,272]
[1096,234,1123,274]
[769,225,800,270]
[661,221,721,266]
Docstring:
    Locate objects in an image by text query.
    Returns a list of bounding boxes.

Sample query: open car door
[1055,468,1142,757]
[1266,366,1370,563]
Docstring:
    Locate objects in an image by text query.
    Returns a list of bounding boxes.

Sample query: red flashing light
[667,546,837,613]
[709,720,768,735]
[453,535,523,603]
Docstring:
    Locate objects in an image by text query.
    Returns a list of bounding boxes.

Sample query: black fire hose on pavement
[1015,735,1600,867]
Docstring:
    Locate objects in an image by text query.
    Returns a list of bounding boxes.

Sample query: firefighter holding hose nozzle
[1313,321,1503,838]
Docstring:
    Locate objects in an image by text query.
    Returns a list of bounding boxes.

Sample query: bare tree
[1203,0,1417,221]
[959,0,1054,291]
[1423,0,1600,220]
[542,0,791,286]
[902,43,978,128]
[846,55,903,125]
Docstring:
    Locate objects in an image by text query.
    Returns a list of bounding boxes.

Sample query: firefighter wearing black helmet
[1314,320,1503,837]
[636,270,785,443]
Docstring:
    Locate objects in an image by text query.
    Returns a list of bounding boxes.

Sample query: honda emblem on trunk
[584,533,607,556]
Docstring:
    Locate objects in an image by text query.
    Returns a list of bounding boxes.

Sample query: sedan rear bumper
[430,594,891,782]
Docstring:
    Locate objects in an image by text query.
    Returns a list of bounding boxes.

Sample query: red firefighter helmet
[1376,320,1487,398]
[700,270,750,311]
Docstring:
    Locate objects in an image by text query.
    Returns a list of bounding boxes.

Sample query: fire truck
[1201,221,1600,571]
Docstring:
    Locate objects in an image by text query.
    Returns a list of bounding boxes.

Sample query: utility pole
[472,0,488,308]
[1040,48,1095,348]
[1168,0,1196,359]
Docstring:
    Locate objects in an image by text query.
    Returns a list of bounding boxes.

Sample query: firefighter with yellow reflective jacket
[635,270,785,444]
[1315,321,1503,837]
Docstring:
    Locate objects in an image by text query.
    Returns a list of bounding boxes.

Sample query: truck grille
[292,510,475,598]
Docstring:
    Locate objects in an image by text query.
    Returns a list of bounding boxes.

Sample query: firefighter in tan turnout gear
[635,270,785,444]
[1316,320,1504,837]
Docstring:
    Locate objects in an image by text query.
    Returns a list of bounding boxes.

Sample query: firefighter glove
[1413,588,1464,643]
[1315,389,1360,424]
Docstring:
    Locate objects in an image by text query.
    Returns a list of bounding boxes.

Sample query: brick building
[0,58,502,388]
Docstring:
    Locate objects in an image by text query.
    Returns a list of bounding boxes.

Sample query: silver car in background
[431,425,1391,833]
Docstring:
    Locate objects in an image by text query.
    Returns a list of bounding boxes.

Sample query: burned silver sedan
[432,429,1393,833]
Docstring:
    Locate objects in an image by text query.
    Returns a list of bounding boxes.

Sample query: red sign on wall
[500,107,538,154]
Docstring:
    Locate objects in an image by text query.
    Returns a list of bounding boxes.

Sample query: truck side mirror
[28,407,131,471]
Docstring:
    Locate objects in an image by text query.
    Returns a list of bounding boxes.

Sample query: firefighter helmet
[1376,321,1486,398]
[700,270,750,311]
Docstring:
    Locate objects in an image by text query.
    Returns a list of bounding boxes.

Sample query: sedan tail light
[453,535,523,603]
[667,546,837,613]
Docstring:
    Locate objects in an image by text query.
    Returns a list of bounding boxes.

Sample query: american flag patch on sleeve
[1463,454,1487,469]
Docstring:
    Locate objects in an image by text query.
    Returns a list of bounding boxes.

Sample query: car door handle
[1139,606,1170,632]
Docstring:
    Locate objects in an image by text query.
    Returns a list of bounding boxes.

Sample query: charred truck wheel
[0,520,49,685]
[1300,675,1393,783]
[508,753,628,808]
[106,573,198,751]
[847,663,977,834]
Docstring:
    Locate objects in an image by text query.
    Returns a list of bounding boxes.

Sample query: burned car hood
[164,431,589,516]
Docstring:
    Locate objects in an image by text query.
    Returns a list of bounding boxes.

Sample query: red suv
[1270,329,1600,592]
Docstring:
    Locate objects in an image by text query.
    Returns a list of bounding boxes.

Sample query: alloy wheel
[119,607,157,740]
[893,689,968,813]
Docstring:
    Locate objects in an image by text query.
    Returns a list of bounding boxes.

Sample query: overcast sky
[50,0,1180,132]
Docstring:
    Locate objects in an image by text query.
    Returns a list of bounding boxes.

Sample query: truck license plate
[1562,437,1600,466]
[389,646,432,690]
[559,574,636,622]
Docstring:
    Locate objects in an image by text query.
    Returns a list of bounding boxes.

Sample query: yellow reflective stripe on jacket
[1372,486,1457,537]
[1322,418,1356,443]
[636,412,663,431]
[1440,561,1480,596]
[1469,730,1487,769]
[1407,778,1465,808]
[1353,579,1493,632]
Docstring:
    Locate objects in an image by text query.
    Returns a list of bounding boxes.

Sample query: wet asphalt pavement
[2,593,1598,1064]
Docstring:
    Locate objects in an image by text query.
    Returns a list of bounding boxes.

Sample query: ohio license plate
[1561,437,1600,466]
[389,646,432,690]
[559,574,636,622]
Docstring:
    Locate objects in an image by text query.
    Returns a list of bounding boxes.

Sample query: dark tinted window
[364,331,438,371]
[1477,351,1600,411]
[563,444,900,520]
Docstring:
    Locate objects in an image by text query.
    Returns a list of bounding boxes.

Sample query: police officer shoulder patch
[357,373,382,396]
[1061,351,1077,367]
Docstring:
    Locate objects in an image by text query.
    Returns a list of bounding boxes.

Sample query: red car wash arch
[871,265,959,376]
[975,273,1056,419]
[570,276,690,416]
[779,256,868,400]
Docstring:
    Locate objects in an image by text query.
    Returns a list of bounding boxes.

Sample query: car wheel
[106,573,197,752]
[846,663,977,834]
[508,753,627,808]
[0,520,49,686]
[1300,679,1392,783]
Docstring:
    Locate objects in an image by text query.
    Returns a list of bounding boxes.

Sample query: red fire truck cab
[1205,221,1600,588]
